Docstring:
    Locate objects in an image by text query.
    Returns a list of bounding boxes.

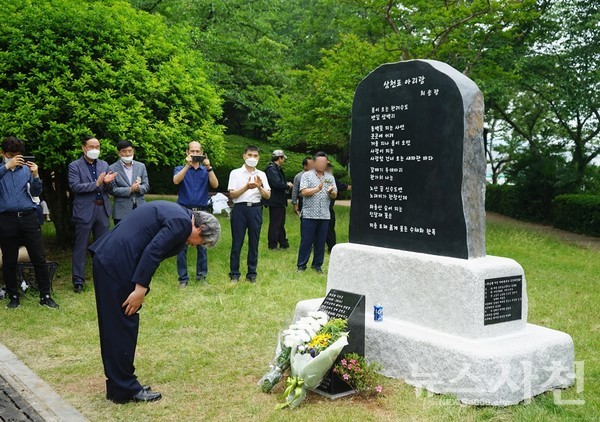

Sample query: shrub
[553,194,600,237]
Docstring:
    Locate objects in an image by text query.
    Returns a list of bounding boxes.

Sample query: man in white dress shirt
[227,145,271,283]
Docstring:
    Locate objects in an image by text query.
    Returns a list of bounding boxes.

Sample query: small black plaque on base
[315,289,365,397]
[484,275,523,325]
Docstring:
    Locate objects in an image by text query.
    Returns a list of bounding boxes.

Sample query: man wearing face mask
[0,136,59,309]
[108,140,149,226]
[68,135,116,293]
[227,145,271,283]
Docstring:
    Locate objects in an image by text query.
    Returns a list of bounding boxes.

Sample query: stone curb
[0,343,87,421]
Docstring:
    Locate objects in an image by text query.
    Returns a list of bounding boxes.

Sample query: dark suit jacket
[89,201,192,288]
[68,156,111,224]
[264,162,288,207]
[108,160,150,220]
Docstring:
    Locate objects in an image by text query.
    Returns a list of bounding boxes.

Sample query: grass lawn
[0,202,597,421]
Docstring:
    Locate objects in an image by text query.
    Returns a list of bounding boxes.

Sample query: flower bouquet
[259,311,349,409]
[258,311,330,393]
[281,316,348,408]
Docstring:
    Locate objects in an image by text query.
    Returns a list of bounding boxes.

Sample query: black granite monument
[349,60,486,259]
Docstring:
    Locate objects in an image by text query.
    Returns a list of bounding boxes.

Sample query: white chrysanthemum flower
[299,317,321,332]
[307,310,329,321]
[283,334,300,348]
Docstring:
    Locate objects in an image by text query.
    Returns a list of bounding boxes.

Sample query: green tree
[272,35,389,157]
[0,0,224,247]
[490,0,600,189]
[272,0,544,161]
[132,0,288,140]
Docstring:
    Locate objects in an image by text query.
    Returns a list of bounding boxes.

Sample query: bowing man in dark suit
[89,200,221,403]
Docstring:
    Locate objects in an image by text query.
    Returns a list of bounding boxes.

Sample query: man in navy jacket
[264,150,293,249]
[89,200,220,403]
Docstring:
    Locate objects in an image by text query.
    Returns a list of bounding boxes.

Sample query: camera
[23,155,35,163]
[192,155,206,163]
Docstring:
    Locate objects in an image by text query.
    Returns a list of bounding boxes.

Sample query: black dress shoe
[74,284,84,293]
[109,388,161,404]
[133,388,161,402]
[246,276,256,284]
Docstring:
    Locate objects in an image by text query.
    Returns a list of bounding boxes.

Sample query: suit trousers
[297,218,329,269]
[72,204,109,285]
[326,208,337,252]
[267,206,289,249]
[93,255,143,401]
[0,212,51,297]
[229,204,263,278]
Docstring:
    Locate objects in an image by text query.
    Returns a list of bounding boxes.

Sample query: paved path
[485,212,600,251]
[0,343,86,421]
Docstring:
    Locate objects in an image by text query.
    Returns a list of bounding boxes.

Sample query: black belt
[235,202,262,207]
[184,205,209,212]
[0,209,36,217]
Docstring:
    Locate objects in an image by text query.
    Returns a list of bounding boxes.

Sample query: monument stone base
[294,243,575,405]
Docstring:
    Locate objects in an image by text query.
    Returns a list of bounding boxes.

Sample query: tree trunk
[40,168,74,249]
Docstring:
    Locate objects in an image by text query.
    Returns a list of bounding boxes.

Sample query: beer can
[374,304,383,322]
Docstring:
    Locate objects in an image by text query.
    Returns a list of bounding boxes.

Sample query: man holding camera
[0,136,59,309]
[173,141,218,288]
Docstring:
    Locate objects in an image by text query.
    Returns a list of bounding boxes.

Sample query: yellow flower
[308,333,331,348]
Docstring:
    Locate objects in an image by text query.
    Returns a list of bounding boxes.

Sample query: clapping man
[297,152,337,274]
[227,146,271,283]
[68,135,116,293]
[109,140,149,225]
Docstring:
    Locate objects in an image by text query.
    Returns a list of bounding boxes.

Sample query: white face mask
[86,149,100,160]
[3,157,9,164]
[120,155,134,164]
[245,158,259,168]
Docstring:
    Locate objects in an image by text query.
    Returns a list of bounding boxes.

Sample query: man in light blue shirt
[0,136,59,309]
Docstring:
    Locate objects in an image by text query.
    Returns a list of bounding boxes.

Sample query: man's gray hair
[192,211,221,247]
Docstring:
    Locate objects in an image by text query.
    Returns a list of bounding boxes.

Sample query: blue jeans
[297,218,329,269]
[176,245,208,282]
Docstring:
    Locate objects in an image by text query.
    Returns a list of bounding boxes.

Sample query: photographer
[0,136,59,309]
[173,141,218,287]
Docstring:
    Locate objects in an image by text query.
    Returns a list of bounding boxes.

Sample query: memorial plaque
[349,60,486,259]
[484,276,523,325]
[316,289,365,397]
